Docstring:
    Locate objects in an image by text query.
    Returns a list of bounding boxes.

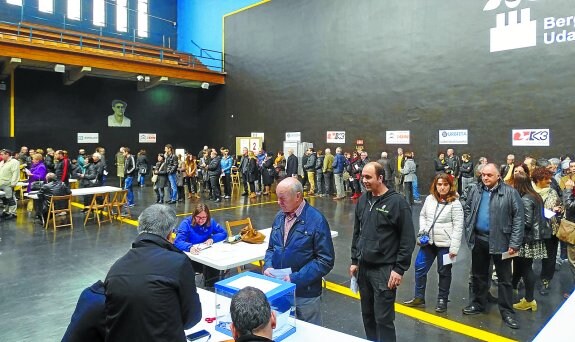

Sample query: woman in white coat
[403,173,464,313]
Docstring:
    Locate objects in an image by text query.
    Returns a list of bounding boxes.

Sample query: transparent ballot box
[214,271,296,341]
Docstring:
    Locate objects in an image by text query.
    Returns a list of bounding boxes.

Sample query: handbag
[151,174,158,183]
[240,225,266,244]
[30,181,44,191]
[139,166,148,175]
[556,219,575,245]
[417,202,447,246]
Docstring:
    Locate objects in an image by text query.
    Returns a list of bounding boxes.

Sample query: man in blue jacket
[332,147,347,200]
[263,177,335,325]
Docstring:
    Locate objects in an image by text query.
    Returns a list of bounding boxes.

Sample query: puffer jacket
[264,202,335,298]
[401,158,417,182]
[521,193,550,242]
[207,155,222,177]
[463,181,524,253]
[419,195,464,255]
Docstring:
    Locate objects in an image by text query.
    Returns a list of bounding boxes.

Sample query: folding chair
[225,218,263,273]
[83,192,112,228]
[110,190,131,223]
[44,195,73,231]
[231,167,241,190]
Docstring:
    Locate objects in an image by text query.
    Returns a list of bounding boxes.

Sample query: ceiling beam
[64,66,91,85]
[1,57,21,77]
[137,76,168,92]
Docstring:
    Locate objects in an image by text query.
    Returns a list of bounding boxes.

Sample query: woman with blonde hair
[404,173,463,313]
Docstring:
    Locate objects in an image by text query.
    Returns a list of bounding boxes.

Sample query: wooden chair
[110,190,131,223]
[44,195,73,231]
[225,218,263,273]
[83,192,112,228]
[231,167,241,190]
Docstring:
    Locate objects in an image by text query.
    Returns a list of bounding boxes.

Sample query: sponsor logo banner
[77,133,99,144]
[512,129,550,146]
[285,132,301,142]
[439,130,468,145]
[326,131,345,144]
[139,133,157,143]
[386,131,410,145]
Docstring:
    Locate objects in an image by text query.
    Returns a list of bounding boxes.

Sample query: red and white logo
[512,129,549,146]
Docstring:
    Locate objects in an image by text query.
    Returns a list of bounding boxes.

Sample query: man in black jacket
[462,163,524,329]
[121,147,136,207]
[239,147,250,196]
[286,149,298,178]
[207,149,222,203]
[36,172,72,221]
[303,148,317,195]
[350,162,415,342]
[105,204,202,341]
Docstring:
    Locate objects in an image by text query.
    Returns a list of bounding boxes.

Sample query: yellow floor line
[326,281,517,342]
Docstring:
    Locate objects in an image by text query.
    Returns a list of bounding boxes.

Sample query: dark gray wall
[209,0,575,190]
[13,69,206,160]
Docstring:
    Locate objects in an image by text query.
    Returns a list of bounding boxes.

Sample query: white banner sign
[139,133,157,143]
[326,131,345,144]
[439,129,468,145]
[512,129,550,146]
[285,132,301,142]
[386,131,410,145]
[251,132,265,141]
[77,133,99,144]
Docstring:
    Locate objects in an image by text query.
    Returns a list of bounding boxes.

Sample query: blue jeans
[414,244,452,300]
[124,176,134,205]
[168,173,178,201]
[138,173,146,186]
[412,176,420,201]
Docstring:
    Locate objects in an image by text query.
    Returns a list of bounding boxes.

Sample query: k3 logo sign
[484,0,537,52]
[512,129,550,146]
[326,131,345,144]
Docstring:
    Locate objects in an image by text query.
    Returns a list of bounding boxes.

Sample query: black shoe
[4,213,16,220]
[1,212,10,218]
[462,305,484,315]
[214,198,221,203]
[502,315,519,329]
[242,192,249,197]
[403,298,425,307]
[167,200,176,204]
[435,299,448,313]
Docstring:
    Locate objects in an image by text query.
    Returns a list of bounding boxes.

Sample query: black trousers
[358,263,397,342]
[541,236,559,282]
[223,174,231,196]
[323,172,333,195]
[242,171,249,194]
[470,238,514,317]
[209,176,221,198]
[512,257,535,301]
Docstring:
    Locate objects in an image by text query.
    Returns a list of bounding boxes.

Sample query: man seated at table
[105,204,202,341]
[231,286,276,342]
[263,177,335,325]
[35,172,72,222]
[174,203,228,287]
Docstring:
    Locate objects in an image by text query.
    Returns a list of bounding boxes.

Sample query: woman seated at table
[174,203,227,287]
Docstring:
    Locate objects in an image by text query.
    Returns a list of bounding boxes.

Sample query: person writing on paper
[510,172,549,312]
[263,177,335,325]
[174,203,227,287]
[349,162,415,342]
[462,163,524,330]
[230,286,276,342]
[403,173,463,313]
[105,204,202,341]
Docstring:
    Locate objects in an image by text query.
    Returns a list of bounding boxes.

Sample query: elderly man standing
[0,149,20,220]
[105,204,202,341]
[263,177,335,325]
[350,162,415,342]
[462,163,524,329]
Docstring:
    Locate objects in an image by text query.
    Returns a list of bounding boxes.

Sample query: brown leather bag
[240,225,266,244]
[557,219,575,245]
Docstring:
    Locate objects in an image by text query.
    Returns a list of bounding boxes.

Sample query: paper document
[544,208,556,219]
[269,268,292,279]
[196,243,212,251]
[350,276,359,294]
[501,251,518,260]
[442,254,456,265]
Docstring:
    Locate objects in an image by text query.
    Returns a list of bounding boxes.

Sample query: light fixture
[144,76,150,82]
[54,64,65,73]
[136,75,144,81]
[200,82,209,89]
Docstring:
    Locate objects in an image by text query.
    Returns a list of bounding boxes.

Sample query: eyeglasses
[196,215,208,220]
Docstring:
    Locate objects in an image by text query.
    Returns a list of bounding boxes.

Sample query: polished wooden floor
[0,180,570,341]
